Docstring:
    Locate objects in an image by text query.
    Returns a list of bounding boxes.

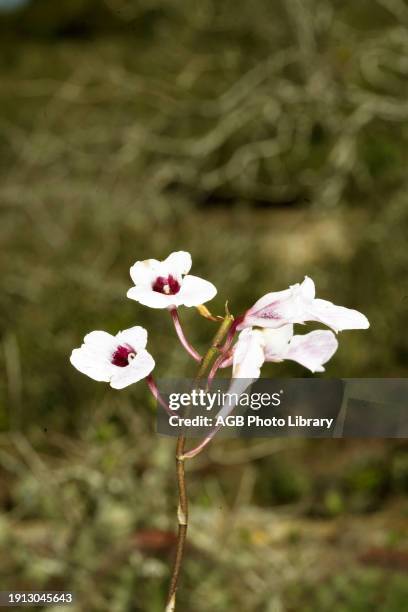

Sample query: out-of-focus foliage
[0,1,407,610]
[2,0,408,208]
[0,435,407,611]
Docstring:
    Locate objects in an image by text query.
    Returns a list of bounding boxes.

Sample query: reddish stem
[182,377,250,460]
[146,374,176,417]
[206,316,242,385]
[170,308,202,362]
[181,424,223,460]
[207,351,230,387]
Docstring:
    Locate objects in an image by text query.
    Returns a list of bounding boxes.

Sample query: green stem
[165,313,234,611]
[196,314,234,379]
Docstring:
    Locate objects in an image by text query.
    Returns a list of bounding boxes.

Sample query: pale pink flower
[223,324,338,379]
[183,325,339,459]
[238,277,369,333]
[127,251,217,309]
[70,326,155,389]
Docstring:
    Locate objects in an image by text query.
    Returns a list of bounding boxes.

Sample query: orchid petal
[262,324,294,360]
[129,258,161,287]
[232,329,265,379]
[175,274,217,307]
[284,330,338,372]
[116,326,148,351]
[238,279,311,330]
[70,331,116,382]
[239,276,369,333]
[300,276,315,299]
[162,251,192,277]
[306,299,370,333]
[127,286,176,308]
[70,348,113,382]
[82,330,117,356]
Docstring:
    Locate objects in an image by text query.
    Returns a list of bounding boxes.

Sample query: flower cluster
[70,251,216,388]
[224,276,369,379]
[70,252,369,390]
[69,251,370,609]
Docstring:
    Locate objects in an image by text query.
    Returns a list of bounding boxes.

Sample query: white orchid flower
[238,277,369,333]
[127,251,217,309]
[70,326,155,389]
[223,324,339,379]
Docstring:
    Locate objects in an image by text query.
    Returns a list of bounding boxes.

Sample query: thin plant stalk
[206,315,242,386]
[182,377,252,460]
[170,308,202,362]
[207,352,227,386]
[165,313,234,611]
[179,423,222,460]
[146,374,175,417]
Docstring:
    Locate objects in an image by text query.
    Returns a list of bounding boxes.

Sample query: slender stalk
[180,424,222,460]
[170,308,202,362]
[146,374,175,417]
[165,434,187,612]
[182,378,250,460]
[223,315,243,347]
[195,314,234,379]
[165,313,234,611]
[205,313,243,387]
[207,352,227,387]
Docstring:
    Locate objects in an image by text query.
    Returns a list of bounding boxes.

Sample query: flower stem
[146,374,175,417]
[165,313,234,611]
[182,378,250,461]
[170,308,202,362]
[165,434,188,612]
[207,351,229,387]
[206,321,239,386]
[195,314,234,379]
[180,424,222,460]
[182,318,241,460]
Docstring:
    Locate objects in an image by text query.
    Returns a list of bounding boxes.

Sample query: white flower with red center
[70,326,155,389]
[238,276,369,333]
[223,324,339,379]
[126,251,217,309]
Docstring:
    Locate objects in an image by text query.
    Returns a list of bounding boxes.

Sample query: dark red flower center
[111,344,136,367]
[152,274,180,295]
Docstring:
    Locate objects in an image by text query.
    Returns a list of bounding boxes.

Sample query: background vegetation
[0,1,407,610]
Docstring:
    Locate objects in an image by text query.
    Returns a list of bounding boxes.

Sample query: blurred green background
[0,1,407,610]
